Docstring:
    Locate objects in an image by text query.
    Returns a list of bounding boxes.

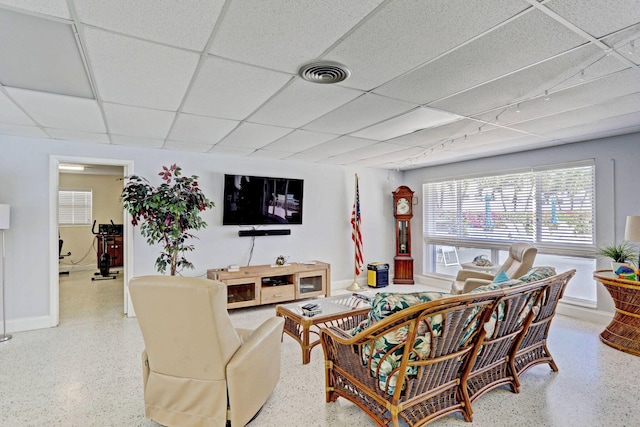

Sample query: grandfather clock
[393,186,414,284]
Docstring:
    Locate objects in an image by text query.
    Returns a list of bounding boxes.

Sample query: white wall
[0,135,400,332]
[404,132,640,317]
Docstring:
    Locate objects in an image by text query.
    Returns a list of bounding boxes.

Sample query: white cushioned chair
[450,242,537,294]
[129,276,285,427]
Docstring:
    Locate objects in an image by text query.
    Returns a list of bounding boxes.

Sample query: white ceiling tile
[0,0,70,19]
[473,68,640,126]
[262,129,337,153]
[249,79,362,128]
[110,135,164,148]
[601,23,640,66]
[0,8,92,97]
[103,103,175,139]
[45,128,109,144]
[356,146,429,167]
[217,122,292,149]
[83,28,199,110]
[296,135,375,161]
[512,92,640,134]
[326,142,409,164]
[545,0,640,38]
[303,93,417,134]
[352,107,461,141]
[169,113,238,144]
[0,91,35,125]
[164,140,213,153]
[183,57,292,120]
[209,0,384,72]
[374,9,586,104]
[431,44,625,117]
[74,0,224,50]
[0,123,47,138]
[541,111,640,141]
[209,145,255,156]
[6,88,104,132]
[328,0,530,90]
[248,150,292,160]
[388,119,498,147]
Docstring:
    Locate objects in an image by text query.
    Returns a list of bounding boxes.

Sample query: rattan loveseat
[320,268,575,427]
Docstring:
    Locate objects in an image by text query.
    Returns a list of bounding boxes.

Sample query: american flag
[351,174,364,275]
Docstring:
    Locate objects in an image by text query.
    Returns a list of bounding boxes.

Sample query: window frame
[58,188,93,226]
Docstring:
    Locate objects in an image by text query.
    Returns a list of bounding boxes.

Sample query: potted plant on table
[121,164,215,275]
[596,241,638,272]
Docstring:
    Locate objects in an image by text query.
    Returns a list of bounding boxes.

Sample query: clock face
[396,197,410,215]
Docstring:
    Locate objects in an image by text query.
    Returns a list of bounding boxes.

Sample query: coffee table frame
[276,296,370,364]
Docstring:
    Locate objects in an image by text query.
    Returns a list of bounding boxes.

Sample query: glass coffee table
[276,294,371,364]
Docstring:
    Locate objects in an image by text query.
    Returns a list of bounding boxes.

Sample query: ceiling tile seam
[161,0,235,149]
[66,1,113,143]
[314,0,395,60]
[0,85,51,136]
[462,65,639,123]
[0,4,71,24]
[362,4,537,94]
[497,90,640,129]
[523,0,638,69]
[422,43,591,110]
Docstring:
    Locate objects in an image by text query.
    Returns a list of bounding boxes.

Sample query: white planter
[611,261,631,273]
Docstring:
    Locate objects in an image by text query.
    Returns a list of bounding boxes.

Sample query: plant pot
[611,261,631,273]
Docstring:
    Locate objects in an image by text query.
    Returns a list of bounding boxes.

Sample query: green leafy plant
[596,241,638,264]
[121,164,215,275]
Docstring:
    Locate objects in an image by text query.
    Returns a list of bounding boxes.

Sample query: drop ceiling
[0,0,639,169]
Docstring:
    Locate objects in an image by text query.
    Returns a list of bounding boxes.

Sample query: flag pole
[347,174,363,291]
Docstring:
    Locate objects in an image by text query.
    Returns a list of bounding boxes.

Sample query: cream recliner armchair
[450,242,538,294]
[129,276,285,427]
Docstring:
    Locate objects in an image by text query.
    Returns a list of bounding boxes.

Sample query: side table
[594,270,640,356]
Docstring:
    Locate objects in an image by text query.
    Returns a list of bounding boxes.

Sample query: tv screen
[222,174,304,225]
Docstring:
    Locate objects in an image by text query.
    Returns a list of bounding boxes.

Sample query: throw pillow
[518,266,556,283]
[492,269,510,284]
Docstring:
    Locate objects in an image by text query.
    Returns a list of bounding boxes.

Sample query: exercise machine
[92,220,117,281]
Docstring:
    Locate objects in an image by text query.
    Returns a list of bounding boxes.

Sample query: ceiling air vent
[298,61,351,84]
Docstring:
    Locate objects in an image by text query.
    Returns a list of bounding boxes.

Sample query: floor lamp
[0,204,11,342]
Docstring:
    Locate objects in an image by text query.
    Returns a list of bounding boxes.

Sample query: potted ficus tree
[121,164,215,275]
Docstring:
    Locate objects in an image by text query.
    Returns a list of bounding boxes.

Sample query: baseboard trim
[6,315,53,334]
[557,302,612,325]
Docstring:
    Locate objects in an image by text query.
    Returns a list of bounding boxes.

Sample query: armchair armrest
[455,269,494,281]
[462,278,492,293]
[226,317,285,427]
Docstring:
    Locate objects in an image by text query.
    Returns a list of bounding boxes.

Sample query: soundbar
[238,229,291,237]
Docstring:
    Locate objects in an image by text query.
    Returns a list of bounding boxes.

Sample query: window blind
[59,189,92,226]
[423,161,595,254]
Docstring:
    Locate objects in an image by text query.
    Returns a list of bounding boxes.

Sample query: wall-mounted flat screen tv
[222,174,304,225]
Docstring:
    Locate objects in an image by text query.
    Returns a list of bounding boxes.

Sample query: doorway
[49,156,134,327]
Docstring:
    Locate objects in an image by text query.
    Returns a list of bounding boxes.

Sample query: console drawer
[261,284,295,304]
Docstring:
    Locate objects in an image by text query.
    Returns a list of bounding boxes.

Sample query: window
[423,160,596,304]
[59,189,92,226]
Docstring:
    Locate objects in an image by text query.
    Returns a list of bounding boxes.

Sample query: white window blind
[59,189,92,226]
[423,161,595,254]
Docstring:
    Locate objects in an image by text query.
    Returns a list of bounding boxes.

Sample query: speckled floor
[1,271,639,426]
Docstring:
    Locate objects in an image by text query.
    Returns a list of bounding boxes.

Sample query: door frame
[49,155,135,326]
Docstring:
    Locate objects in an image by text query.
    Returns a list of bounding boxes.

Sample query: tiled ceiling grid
[0,0,638,169]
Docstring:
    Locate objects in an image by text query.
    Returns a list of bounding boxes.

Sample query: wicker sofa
[320,268,575,427]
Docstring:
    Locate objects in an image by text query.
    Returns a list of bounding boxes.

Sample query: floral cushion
[349,291,447,394]
[517,266,556,283]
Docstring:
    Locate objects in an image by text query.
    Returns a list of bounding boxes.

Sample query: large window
[59,189,93,226]
[423,160,596,304]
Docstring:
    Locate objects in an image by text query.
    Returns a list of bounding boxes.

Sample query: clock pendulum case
[392,186,414,284]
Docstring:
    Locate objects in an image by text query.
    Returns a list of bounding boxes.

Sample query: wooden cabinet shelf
[207,261,330,309]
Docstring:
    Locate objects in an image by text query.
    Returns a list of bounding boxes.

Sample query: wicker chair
[514,269,576,375]
[465,280,547,404]
[321,291,501,427]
